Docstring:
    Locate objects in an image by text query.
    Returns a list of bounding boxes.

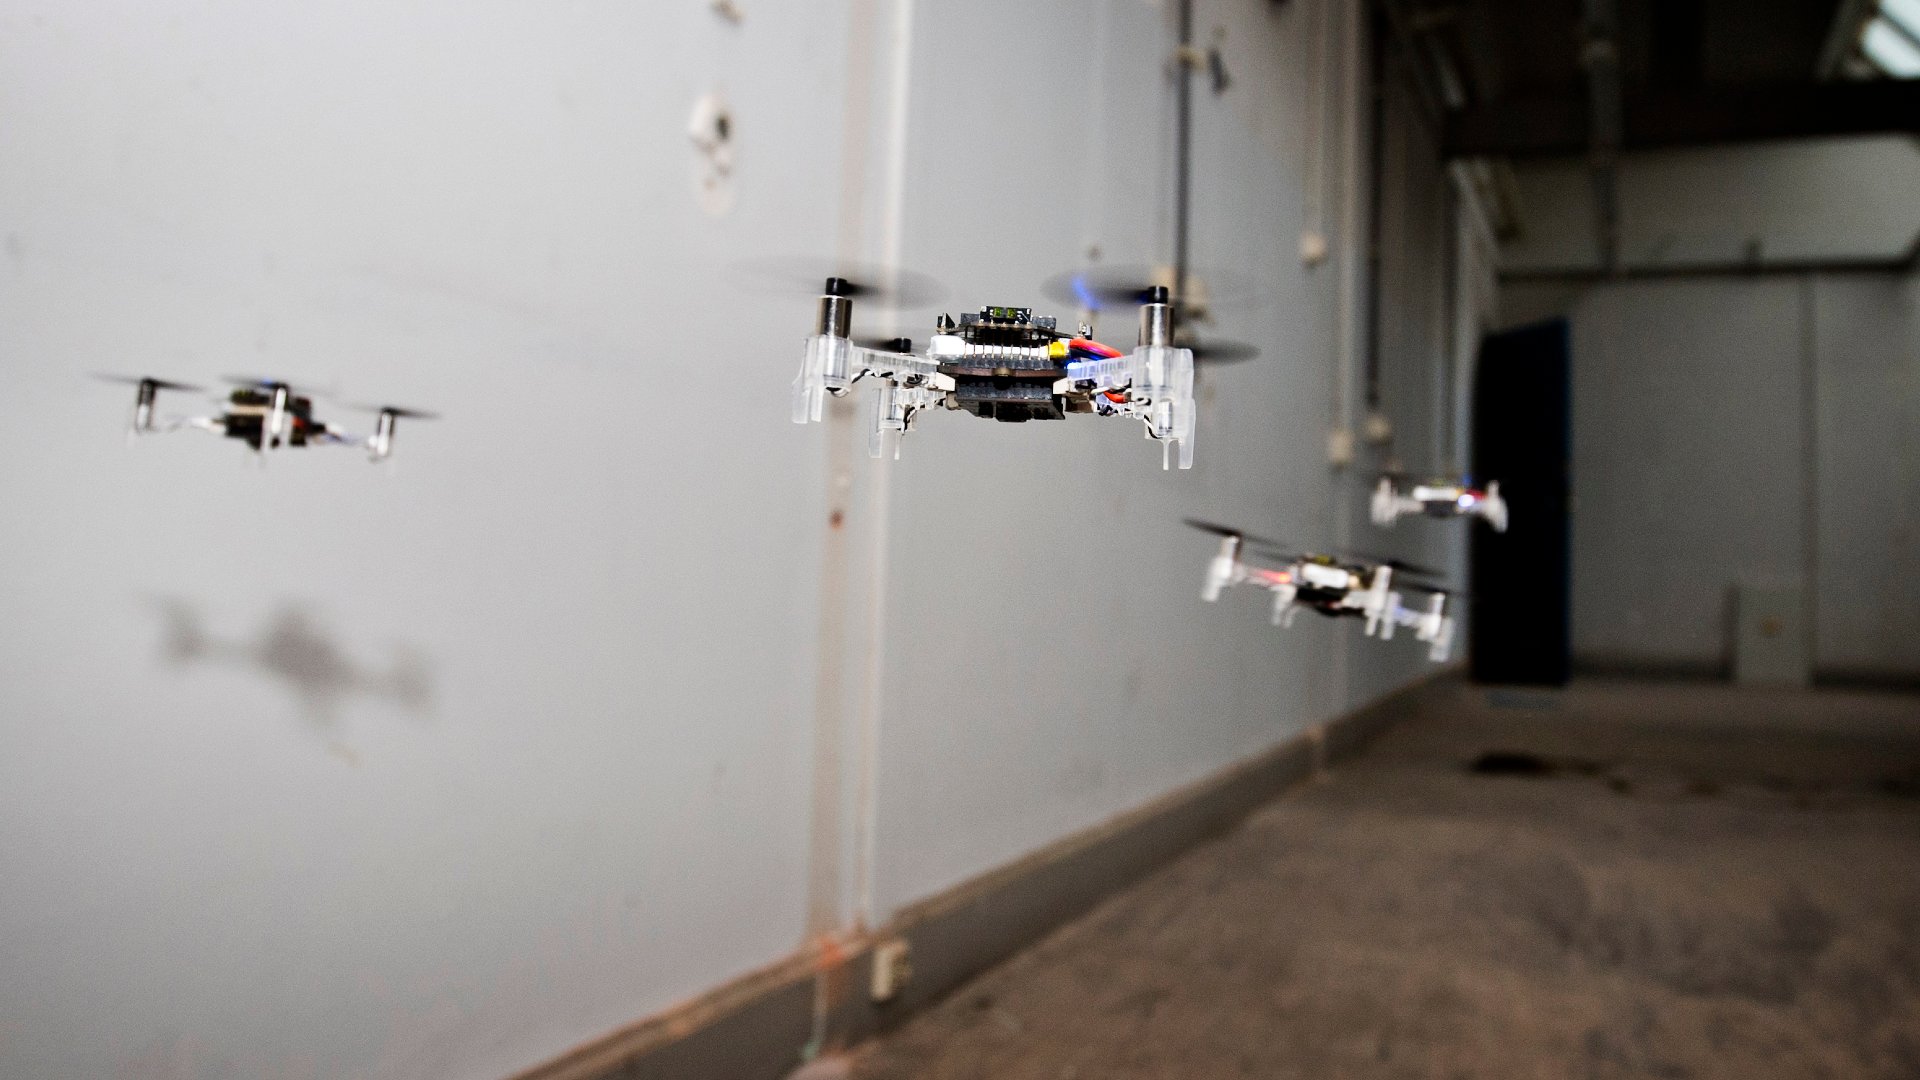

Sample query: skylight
[1882,0,1920,37]
[1858,0,1920,76]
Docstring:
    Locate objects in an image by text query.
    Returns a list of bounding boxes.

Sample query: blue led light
[1071,275,1100,311]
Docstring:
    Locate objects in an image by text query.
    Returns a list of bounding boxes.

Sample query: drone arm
[1280,598,1301,628]
[1370,478,1399,527]
[864,373,947,459]
[1375,592,1405,639]
[1134,342,1196,471]
[857,348,951,458]
[1130,293,1194,470]
[793,332,856,424]
[1368,566,1394,634]
[1481,482,1510,532]
[121,379,218,439]
[1269,583,1299,626]
[1381,590,1454,660]
[304,423,386,461]
[1201,536,1245,602]
[140,414,224,436]
[1051,297,1197,470]
[795,319,952,460]
[1427,616,1456,662]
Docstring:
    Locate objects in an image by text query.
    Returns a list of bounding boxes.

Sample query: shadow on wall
[147,597,433,764]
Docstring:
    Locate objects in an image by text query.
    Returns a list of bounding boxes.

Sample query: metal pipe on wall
[1174,0,1194,305]
[1361,6,1389,421]
[1330,0,1367,467]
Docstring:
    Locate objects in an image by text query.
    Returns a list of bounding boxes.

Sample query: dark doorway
[1470,319,1572,685]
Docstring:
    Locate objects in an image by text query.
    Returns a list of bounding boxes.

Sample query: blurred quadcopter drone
[792,278,1197,469]
[95,375,435,462]
[1188,519,1456,662]
[1370,476,1508,533]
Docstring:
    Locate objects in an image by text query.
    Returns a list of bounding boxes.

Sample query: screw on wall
[688,91,736,215]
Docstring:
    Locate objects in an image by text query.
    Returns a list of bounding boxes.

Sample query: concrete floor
[848,680,1920,1079]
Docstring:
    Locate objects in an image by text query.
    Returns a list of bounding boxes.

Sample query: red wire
[1067,338,1123,359]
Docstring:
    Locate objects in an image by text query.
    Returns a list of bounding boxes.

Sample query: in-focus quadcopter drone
[1371,476,1508,532]
[1188,519,1456,662]
[95,375,435,462]
[792,278,1197,468]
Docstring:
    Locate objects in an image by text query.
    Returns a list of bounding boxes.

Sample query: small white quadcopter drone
[1189,519,1456,662]
[1370,476,1509,532]
[792,278,1197,468]
[95,375,435,462]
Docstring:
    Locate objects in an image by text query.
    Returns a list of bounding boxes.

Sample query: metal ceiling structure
[1375,0,1920,275]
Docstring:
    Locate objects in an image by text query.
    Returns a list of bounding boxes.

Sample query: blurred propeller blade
[1183,518,1243,538]
[851,335,916,355]
[1183,518,1295,555]
[1187,338,1261,364]
[1044,268,1160,312]
[1040,265,1265,319]
[221,374,321,397]
[1343,550,1445,578]
[348,403,440,420]
[92,373,203,392]
[1291,541,1447,581]
[1396,576,1475,601]
[726,256,947,310]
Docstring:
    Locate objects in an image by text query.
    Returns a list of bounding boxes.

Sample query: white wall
[1812,276,1920,680]
[872,0,1460,917]
[0,2,1463,1078]
[1500,132,1920,680]
[1505,274,1920,679]
[0,4,846,1078]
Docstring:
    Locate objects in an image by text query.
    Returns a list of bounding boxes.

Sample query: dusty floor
[849,680,1920,1079]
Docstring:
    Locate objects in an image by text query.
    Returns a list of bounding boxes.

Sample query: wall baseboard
[1574,654,1920,693]
[507,669,1457,1080]
[1812,667,1920,693]
[1573,653,1729,682]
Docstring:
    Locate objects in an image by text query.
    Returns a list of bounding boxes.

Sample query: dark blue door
[1470,319,1572,685]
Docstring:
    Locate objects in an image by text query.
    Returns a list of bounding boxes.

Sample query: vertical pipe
[1362,7,1389,414]
[852,0,916,937]
[1300,0,1328,260]
[1330,0,1366,706]
[1799,274,1821,676]
[799,2,887,1059]
[1328,0,1359,457]
[1448,160,1496,479]
[806,0,883,957]
[1173,0,1194,307]
[1582,0,1622,275]
[1436,166,1459,475]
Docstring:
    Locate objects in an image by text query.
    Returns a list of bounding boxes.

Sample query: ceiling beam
[1501,251,1918,284]
[1445,79,1920,158]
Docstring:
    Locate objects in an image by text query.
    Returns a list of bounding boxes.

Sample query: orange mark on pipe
[813,934,850,1009]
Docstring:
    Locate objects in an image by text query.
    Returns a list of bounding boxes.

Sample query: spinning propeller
[1044,266,1263,365]
[1182,518,1296,557]
[1040,264,1262,319]
[345,402,438,461]
[729,256,946,311]
[1182,337,1261,365]
[92,373,203,392]
[1184,518,1452,588]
